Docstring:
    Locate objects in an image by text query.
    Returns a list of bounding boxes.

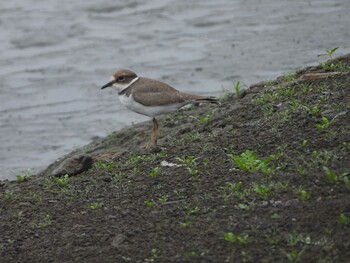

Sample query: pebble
[51,154,92,177]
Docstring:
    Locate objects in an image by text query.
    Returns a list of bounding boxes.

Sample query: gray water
[1,0,350,180]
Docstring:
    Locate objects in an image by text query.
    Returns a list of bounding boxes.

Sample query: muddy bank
[0,55,350,262]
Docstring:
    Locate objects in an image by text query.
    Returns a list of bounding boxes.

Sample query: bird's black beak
[101,81,114,89]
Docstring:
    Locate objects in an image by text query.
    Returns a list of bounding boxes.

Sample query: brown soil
[1,55,350,263]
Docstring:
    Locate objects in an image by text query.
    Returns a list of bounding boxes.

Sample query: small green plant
[132,167,140,174]
[271,212,280,220]
[145,200,155,208]
[302,105,319,116]
[197,113,213,124]
[175,156,200,166]
[235,81,241,97]
[323,166,338,182]
[228,150,279,176]
[338,213,350,224]
[94,161,116,171]
[189,207,200,215]
[289,99,302,113]
[223,232,249,245]
[296,83,312,94]
[187,167,199,176]
[283,72,297,82]
[158,195,168,204]
[236,203,252,212]
[301,140,308,147]
[53,174,70,186]
[318,47,339,60]
[315,116,332,131]
[88,202,103,210]
[262,105,274,117]
[298,189,311,201]
[156,151,167,158]
[16,168,34,182]
[127,155,153,165]
[253,183,273,199]
[30,192,42,202]
[35,214,53,230]
[16,175,29,183]
[287,232,311,246]
[149,167,160,178]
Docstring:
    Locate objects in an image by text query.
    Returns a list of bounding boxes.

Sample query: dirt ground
[1,55,349,262]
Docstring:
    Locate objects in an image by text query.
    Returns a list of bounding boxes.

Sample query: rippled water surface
[1,0,350,180]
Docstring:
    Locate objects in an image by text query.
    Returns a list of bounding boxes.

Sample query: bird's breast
[118,94,184,118]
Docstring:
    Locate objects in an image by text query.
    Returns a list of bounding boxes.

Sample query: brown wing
[130,77,217,106]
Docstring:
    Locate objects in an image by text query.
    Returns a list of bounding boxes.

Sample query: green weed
[253,183,273,199]
[271,213,280,220]
[236,203,253,212]
[302,105,319,116]
[223,232,249,245]
[235,81,241,97]
[283,72,297,82]
[298,189,311,201]
[189,207,200,215]
[175,156,200,166]
[338,213,350,224]
[132,167,140,174]
[254,91,279,105]
[318,47,339,60]
[127,155,153,165]
[296,83,312,94]
[322,166,338,182]
[158,195,168,204]
[228,150,279,176]
[94,161,116,171]
[35,214,53,230]
[149,167,160,178]
[301,140,308,147]
[315,116,332,131]
[88,202,103,210]
[287,232,311,246]
[16,168,33,183]
[53,174,70,187]
[321,61,349,72]
[197,113,213,124]
[145,200,155,208]
[187,167,199,176]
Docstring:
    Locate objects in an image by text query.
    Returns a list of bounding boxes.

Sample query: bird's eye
[118,76,125,81]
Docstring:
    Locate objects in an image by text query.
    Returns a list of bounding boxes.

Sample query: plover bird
[101,69,218,147]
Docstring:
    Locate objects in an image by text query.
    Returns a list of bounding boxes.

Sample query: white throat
[112,77,139,94]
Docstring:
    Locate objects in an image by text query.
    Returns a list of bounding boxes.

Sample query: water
[1,0,350,180]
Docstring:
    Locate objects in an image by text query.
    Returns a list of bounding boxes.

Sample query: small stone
[51,154,92,177]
